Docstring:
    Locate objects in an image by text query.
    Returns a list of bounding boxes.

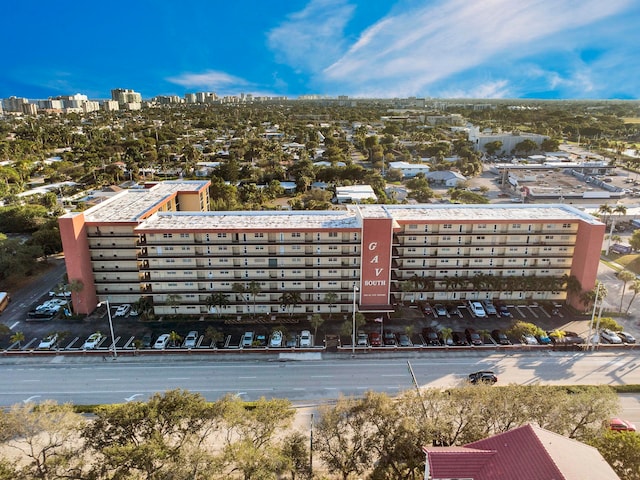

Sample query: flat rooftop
[75,181,209,223]
[359,204,603,225]
[136,210,363,231]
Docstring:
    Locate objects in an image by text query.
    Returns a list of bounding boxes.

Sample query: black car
[468,371,498,384]
[452,331,469,346]
[464,328,483,346]
[491,329,511,345]
[422,328,441,346]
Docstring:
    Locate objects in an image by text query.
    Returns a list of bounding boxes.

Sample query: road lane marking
[9,321,19,329]
[238,376,257,379]
[167,377,191,380]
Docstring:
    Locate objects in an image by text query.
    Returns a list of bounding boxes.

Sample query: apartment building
[58,181,604,316]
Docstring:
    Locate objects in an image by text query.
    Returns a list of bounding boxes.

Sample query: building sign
[360,217,393,306]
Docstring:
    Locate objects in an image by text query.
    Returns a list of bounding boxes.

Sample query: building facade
[58,181,604,316]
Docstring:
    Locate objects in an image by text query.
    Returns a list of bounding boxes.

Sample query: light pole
[97,299,117,359]
[352,284,359,355]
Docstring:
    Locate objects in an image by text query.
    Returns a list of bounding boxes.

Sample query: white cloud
[267,0,355,72]
[440,80,512,99]
[320,0,634,96]
[167,70,248,89]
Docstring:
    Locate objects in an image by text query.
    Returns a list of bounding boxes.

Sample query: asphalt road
[2,351,639,406]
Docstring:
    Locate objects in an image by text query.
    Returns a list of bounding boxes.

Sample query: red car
[368,332,382,347]
[609,418,636,432]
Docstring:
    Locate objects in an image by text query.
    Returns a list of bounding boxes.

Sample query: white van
[468,301,487,318]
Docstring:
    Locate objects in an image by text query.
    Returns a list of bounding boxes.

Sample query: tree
[324,292,338,320]
[280,432,311,480]
[589,430,640,480]
[10,331,24,348]
[618,270,636,312]
[169,330,183,347]
[166,293,183,316]
[484,140,503,156]
[83,389,221,480]
[280,291,302,317]
[630,230,640,252]
[205,292,229,317]
[626,279,640,314]
[310,314,324,339]
[314,396,373,480]
[2,400,85,480]
[205,326,225,348]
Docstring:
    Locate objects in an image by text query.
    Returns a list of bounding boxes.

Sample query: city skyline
[1,0,639,101]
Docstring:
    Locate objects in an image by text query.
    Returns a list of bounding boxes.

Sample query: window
[292,245,301,250]
[512,224,521,229]
[217,233,227,238]
[329,232,337,238]
[408,236,417,241]
[218,246,228,251]
[254,233,264,238]
[443,224,452,229]
[476,236,485,240]
[408,224,418,230]
[292,232,301,238]
[163,233,173,238]
[562,223,572,228]
[477,224,487,229]
[180,233,189,238]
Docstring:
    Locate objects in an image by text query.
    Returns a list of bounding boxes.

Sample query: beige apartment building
[59,181,605,317]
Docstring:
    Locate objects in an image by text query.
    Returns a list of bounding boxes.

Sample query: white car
[269,330,283,348]
[600,329,623,344]
[38,333,58,350]
[153,334,170,349]
[183,330,199,348]
[241,331,254,348]
[83,332,104,349]
[299,330,312,347]
[468,301,487,318]
[114,304,131,317]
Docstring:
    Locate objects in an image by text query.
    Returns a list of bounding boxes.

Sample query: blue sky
[1,0,639,100]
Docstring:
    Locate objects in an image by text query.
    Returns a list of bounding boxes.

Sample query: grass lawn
[609,253,640,274]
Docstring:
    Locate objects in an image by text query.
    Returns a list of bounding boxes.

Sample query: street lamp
[97,299,117,359]
[352,284,359,355]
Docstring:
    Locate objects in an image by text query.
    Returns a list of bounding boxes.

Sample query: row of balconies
[135,248,360,258]
[394,227,579,236]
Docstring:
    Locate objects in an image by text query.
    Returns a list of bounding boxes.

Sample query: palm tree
[205,292,229,317]
[10,331,25,348]
[618,270,635,312]
[440,327,453,347]
[324,292,338,319]
[165,294,182,316]
[280,291,302,316]
[626,279,640,314]
[168,331,182,347]
[68,279,84,315]
[246,281,262,317]
[598,204,612,226]
[310,313,325,339]
[205,326,224,349]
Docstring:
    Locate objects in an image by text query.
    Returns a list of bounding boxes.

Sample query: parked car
[153,333,170,350]
[114,304,131,317]
[521,334,539,345]
[83,332,104,350]
[255,333,267,347]
[383,331,397,346]
[183,330,199,348]
[600,329,623,344]
[397,333,412,347]
[270,330,283,348]
[368,332,382,347]
[422,303,433,316]
[241,331,254,348]
[497,304,511,317]
[285,335,297,348]
[38,333,58,350]
[465,328,483,346]
[468,371,498,384]
[491,329,511,345]
[468,301,487,318]
[439,332,454,346]
[422,328,441,346]
[141,332,153,348]
[609,418,636,432]
[564,331,585,345]
[434,304,448,317]
[357,332,369,346]
[536,331,552,345]
[452,331,469,346]
[448,305,462,317]
[618,331,636,344]
[482,300,498,316]
[299,330,312,347]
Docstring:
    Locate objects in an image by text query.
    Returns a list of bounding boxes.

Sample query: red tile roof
[423,424,619,480]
